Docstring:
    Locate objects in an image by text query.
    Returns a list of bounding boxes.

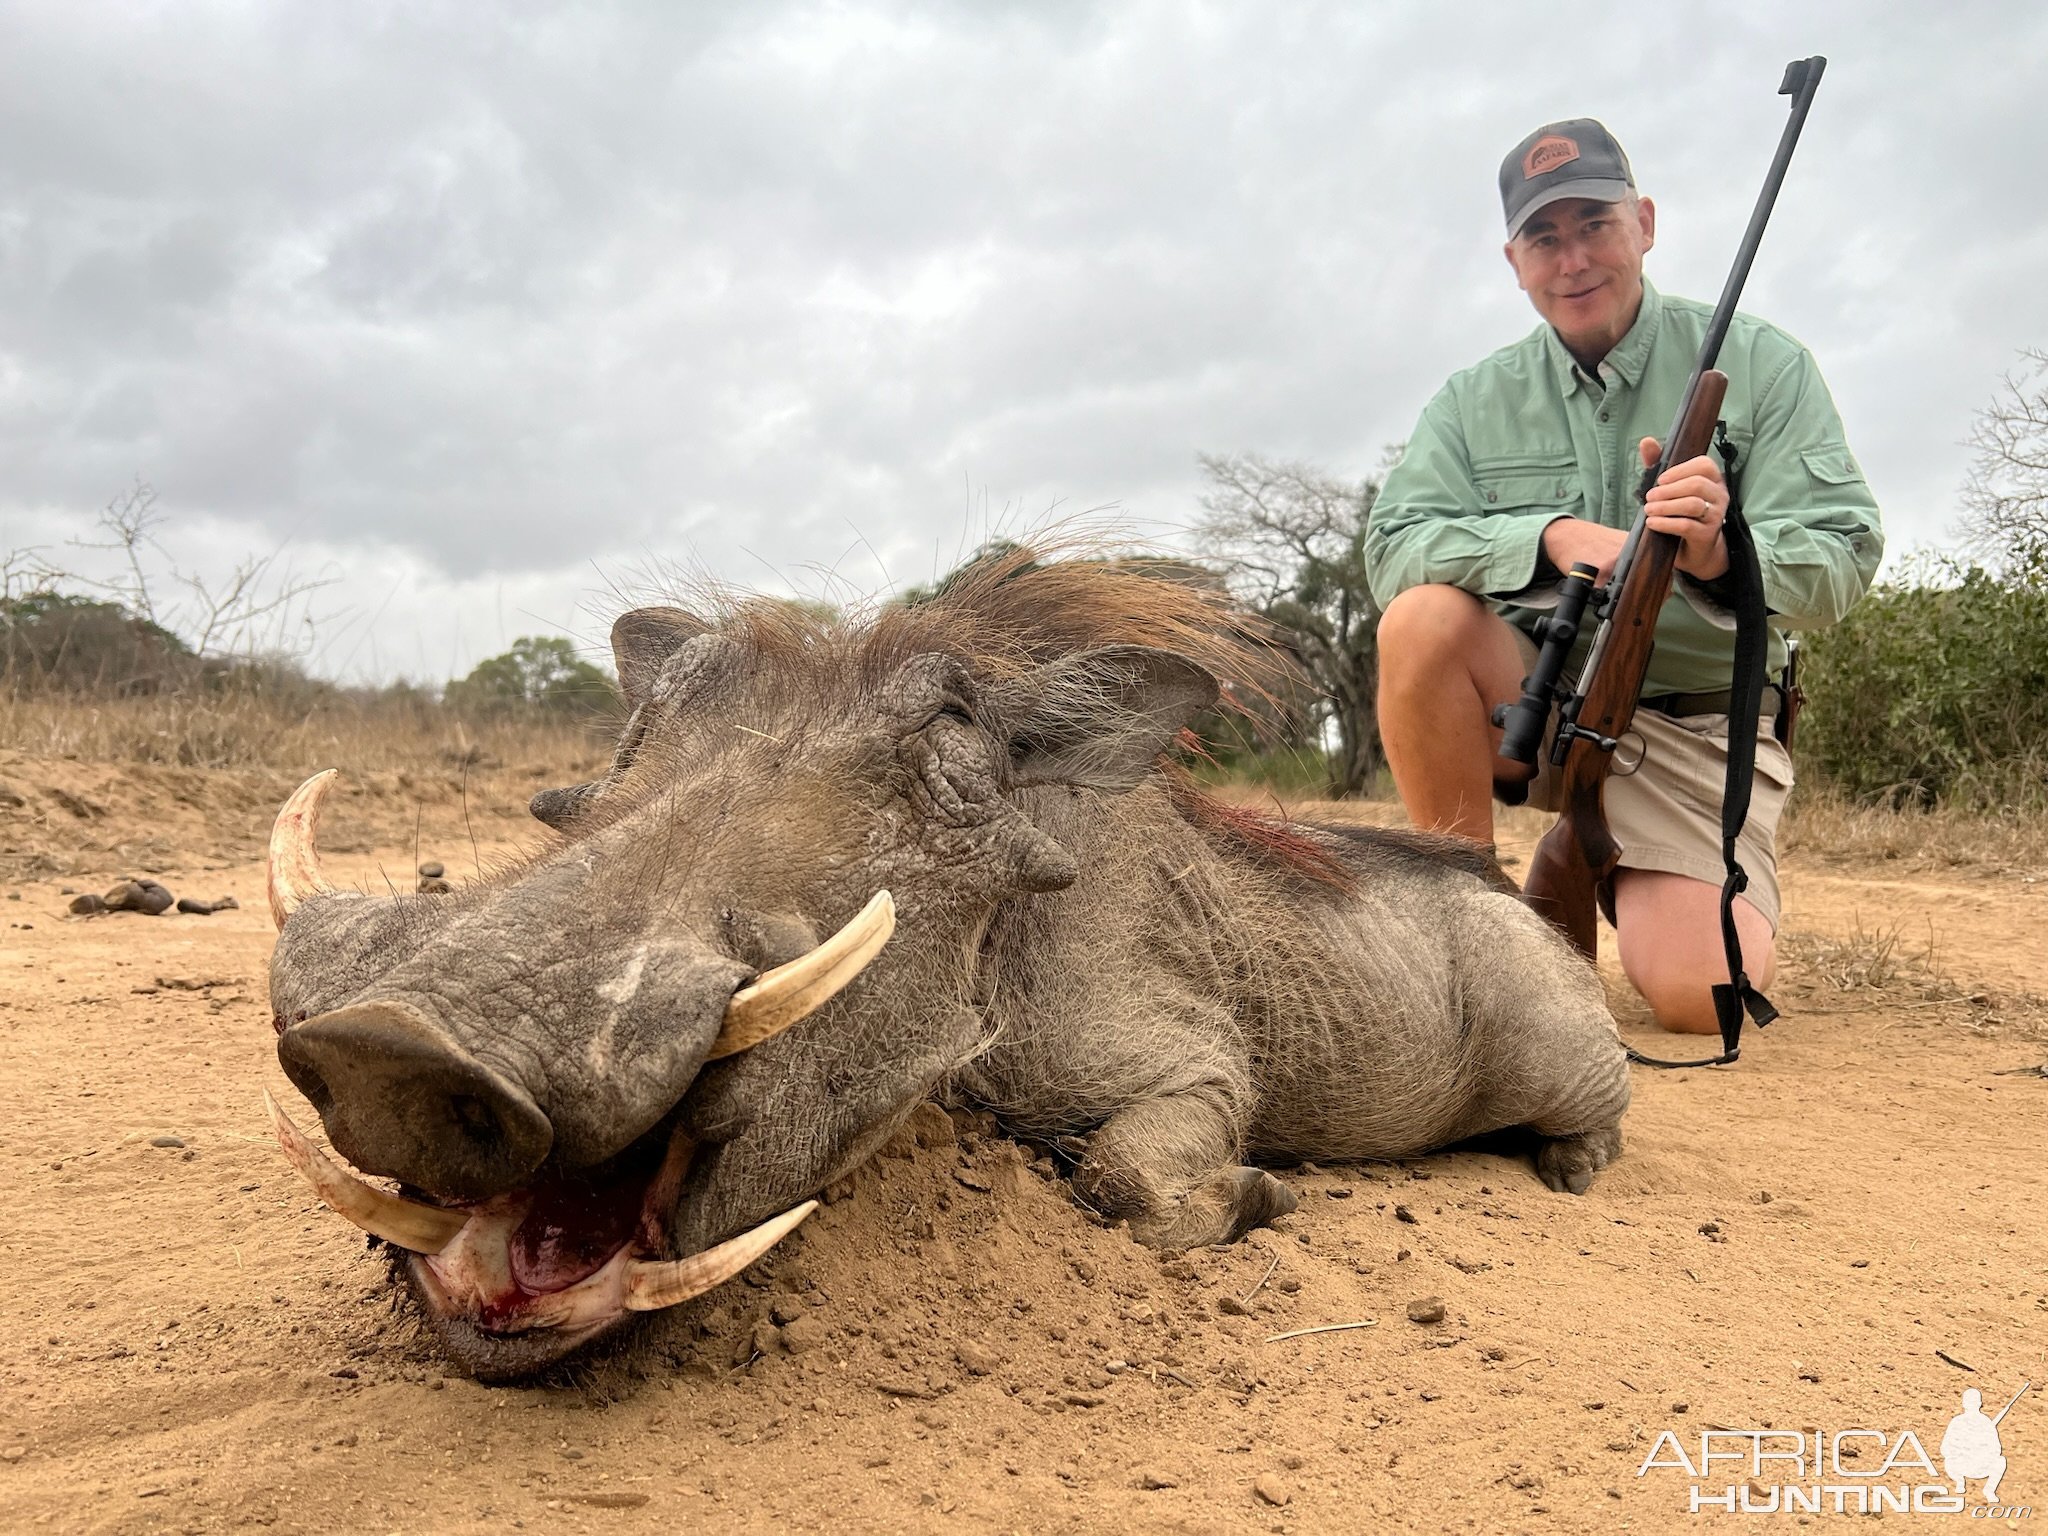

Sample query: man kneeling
[1363,117,1882,1034]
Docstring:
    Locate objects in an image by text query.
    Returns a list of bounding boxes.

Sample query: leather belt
[1638,687,1782,719]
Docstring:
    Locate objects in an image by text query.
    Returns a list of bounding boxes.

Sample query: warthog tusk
[708,890,896,1059]
[263,1090,469,1255]
[623,1201,819,1312]
[268,769,346,929]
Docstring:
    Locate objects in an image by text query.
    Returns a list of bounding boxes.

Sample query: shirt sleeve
[1726,347,1885,629]
[1365,387,1559,612]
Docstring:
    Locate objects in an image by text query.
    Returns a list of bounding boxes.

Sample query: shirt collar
[1545,278,1663,394]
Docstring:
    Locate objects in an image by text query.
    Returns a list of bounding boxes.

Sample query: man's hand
[1541,516,1628,584]
[1639,436,1731,580]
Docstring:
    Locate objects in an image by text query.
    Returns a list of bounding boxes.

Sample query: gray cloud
[2,0,2043,680]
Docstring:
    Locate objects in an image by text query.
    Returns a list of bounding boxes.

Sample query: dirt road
[2,768,2042,1533]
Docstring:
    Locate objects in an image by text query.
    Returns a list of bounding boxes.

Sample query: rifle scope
[1493,563,1600,765]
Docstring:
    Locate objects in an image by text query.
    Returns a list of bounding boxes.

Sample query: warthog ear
[611,607,713,705]
[1003,646,1218,792]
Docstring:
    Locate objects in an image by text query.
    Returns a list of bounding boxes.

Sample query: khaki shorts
[1512,632,1794,931]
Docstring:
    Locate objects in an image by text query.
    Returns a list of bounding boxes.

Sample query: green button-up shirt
[1365,280,1884,696]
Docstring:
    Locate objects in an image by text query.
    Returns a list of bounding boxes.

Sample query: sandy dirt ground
[1,755,2044,1534]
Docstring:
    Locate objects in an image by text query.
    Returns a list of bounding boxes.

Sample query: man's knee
[1623,927,1777,1033]
[1613,870,1777,1033]
[1378,587,1515,713]
[1378,583,1489,663]
[1630,964,1724,1034]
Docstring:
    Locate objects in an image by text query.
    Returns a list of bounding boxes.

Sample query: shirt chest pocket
[1472,458,1582,516]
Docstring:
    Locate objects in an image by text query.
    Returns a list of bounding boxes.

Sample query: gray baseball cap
[1499,118,1635,238]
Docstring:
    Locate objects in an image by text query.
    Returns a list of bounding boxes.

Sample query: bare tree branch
[1193,451,1386,794]
[1962,348,2048,583]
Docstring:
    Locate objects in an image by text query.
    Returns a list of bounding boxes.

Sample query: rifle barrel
[1677,56,1827,419]
[1991,1380,2031,1426]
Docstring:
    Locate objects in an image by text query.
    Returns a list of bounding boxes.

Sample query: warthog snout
[279,999,554,1201]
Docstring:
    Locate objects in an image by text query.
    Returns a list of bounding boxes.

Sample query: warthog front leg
[1070,1088,1297,1250]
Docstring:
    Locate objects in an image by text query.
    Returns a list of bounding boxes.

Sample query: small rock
[1218,1295,1251,1317]
[1850,1258,1870,1269]
[150,1136,186,1149]
[1393,1204,1418,1224]
[175,897,217,916]
[1406,1297,1447,1326]
[417,877,453,895]
[213,895,239,910]
[1138,1469,1178,1490]
[69,893,106,916]
[1797,1366,1821,1383]
[954,1339,998,1376]
[1324,1186,1353,1200]
[780,1314,826,1354]
[769,1299,804,1326]
[1253,1473,1291,1507]
[906,1102,956,1149]
[878,1122,921,1160]
[0,1445,25,1463]
[417,861,445,879]
[1671,1401,1689,1414]
[1698,1221,1725,1242]
[1276,1277,1301,1294]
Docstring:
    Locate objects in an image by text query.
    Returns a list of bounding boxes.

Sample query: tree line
[7,351,2047,810]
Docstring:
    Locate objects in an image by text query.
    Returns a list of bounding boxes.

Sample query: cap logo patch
[1523,135,1580,178]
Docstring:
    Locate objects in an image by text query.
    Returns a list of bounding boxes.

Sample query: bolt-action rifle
[1493,56,1826,1065]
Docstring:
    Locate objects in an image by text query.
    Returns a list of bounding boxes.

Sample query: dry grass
[1781,779,2048,878]
[0,689,606,776]
[1777,918,2048,1042]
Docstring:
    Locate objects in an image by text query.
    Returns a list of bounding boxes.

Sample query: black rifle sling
[1708,425,1779,1054]
[1620,427,1780,1073]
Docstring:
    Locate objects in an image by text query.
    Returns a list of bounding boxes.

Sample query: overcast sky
[4,1,2043,683]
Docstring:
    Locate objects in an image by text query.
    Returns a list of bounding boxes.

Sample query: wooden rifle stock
[1522,369,1729,958]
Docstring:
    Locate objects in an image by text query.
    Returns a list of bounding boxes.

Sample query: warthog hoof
[1535,1126,1623,1195]
[1130,1165,1298,1251]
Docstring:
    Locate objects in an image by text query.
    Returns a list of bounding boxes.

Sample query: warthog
[264,553,1627,1378]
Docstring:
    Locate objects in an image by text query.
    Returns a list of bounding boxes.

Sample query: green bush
[445,636,620,721]
[1797,560,2048,809]
[0,590,196,694]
